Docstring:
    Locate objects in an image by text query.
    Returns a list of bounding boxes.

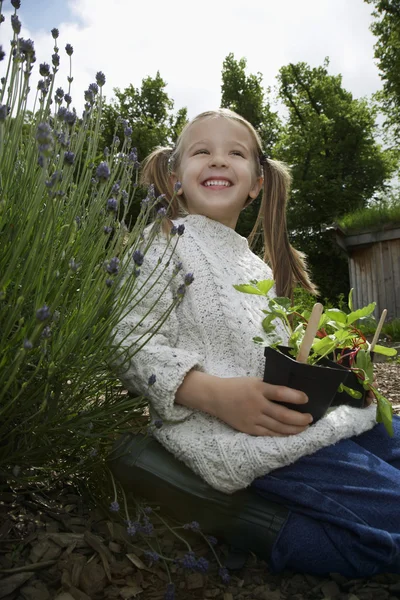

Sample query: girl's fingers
[254,416,310,436]
[263,399,313,427]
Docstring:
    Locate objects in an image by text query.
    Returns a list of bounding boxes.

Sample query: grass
[338,201,400,233]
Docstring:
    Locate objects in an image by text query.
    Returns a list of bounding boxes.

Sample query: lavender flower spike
[65,43,73,56]
[184,273,194,286]
[36,305,51,321]
[11,0,21,8]
[96,161,110,182]
[11,15,21,34]
[51,28,59,39]
[133,250,144,266]
[107,197,118,212]
[96,71,106,87]
[164,583,175,600]
[109,501,120,512]
[106,257,120,275]
[148,374,156,386]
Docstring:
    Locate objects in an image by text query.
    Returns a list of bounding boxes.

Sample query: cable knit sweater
[115,214,377,494]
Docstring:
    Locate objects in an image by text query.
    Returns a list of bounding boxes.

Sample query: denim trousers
[251,416,400,577]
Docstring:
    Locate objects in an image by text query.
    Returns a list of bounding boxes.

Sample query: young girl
[115,108,400,577]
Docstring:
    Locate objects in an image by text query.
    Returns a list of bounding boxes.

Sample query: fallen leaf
[0,572,34,598]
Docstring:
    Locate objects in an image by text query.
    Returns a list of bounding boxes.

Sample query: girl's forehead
[183,117,253,149]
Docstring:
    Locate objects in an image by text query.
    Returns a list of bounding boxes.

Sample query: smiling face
[172,117,263,228]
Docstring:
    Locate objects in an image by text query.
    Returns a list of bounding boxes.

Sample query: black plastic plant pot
[263,346,350,423]
[330,350,375,409]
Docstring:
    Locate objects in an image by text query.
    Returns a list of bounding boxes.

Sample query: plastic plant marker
[296,303,324,364]
[370,309,387,352]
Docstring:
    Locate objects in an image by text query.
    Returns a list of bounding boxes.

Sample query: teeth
[204,180,231,187]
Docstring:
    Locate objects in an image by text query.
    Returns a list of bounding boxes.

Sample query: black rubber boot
[108,433,289,561]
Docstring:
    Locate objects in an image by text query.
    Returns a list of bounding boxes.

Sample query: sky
[1,0,383,121]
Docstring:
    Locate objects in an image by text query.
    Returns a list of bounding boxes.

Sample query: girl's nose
[209,154,228,167]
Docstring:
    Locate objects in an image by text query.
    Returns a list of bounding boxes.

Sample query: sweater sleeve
[113,231,204,423]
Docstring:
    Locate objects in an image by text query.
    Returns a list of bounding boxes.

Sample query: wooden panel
[382,240,395,319]
[390,239,400,317]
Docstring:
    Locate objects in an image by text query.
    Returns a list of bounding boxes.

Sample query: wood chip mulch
[1,362,399,600]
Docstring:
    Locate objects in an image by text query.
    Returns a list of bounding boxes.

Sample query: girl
[115,108,400,577]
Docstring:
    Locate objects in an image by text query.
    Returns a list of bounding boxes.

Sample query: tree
[220,53,283,241]
[275,59,395,300]
[365,0,400,143]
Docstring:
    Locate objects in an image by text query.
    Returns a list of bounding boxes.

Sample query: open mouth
[202,179,233,190]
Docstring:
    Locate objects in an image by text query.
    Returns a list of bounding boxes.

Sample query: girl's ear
[170,172,183,195]
[249,176,263,200]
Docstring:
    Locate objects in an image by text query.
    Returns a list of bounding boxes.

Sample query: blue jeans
[251,416,400,577]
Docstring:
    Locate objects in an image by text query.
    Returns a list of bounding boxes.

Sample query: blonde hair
[140,108,317,298]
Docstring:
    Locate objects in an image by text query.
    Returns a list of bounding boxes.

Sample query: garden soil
[1,362,399,600]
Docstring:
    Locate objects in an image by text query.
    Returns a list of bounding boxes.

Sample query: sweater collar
[176,214,249,253]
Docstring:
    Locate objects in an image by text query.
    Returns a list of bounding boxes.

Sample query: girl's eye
[194,149,209,155]
[231,151,244,157]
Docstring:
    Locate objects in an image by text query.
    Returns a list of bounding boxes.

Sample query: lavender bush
[0,2,186,484]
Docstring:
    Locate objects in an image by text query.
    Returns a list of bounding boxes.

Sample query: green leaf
[372,344,398,357]
[312,335,336,355]
[348,288,354,312]
[233,283,265,296]
[255,279,275,295]
[346,303,376,325]
[325,309,347,325]
[355,350,373,384]
[262,314,276,334]
[337,383,363,399]
[375,389,394,437]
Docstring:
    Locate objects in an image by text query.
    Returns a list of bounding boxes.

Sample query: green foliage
[0,22,184,483]
[235,280,396,435]
[338,194,400,232]
[365,0,400,143]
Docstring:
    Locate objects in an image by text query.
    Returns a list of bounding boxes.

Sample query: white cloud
[2,0,383,121]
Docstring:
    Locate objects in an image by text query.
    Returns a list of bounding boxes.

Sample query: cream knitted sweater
[115,214,377,494]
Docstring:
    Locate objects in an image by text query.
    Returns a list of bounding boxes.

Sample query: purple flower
[52,53,60,68]
[19,38,35,56]
[11,0,21,8]
[23,339,33,350]
[124,126,132,137]
[126,521,137,536]
[39,63,50,77]
[128,149,138,163]
[147,184,155,199]
[170,226,178,236]
[65,110,76,126]
[103,226,113,235]
[206,535,217,545]
[96,161,110,182]
[144,551,159,565]
[184,273,194,286]
[64,93,72,105]
[51,28,59,39]
[36,305,51,321]
[173,262,183,274]
[183,521,200,531]
[64,151,75,166]
[121,190,128,204]
[113,136,120,146]
[65,43,73,56]
[55,87,64,98]
[138,517,153,536]
[174,181,182,193]
[58,106,67,120]
[157,207,167,218]
[105,278,113,287]
[144,506,152,514]
[133,250,144,266]
[219,567,230,584]
[148,374,156,386]
[164,583,175,600]
[195,557,209,573]
[106,257,120,275]
[177,224,185,236]
[89,82,99,94]
[109,501,120,512]
[181,552,197,571]
[36,123,52,147]
[111,182,120,194]
[37,80,47,93]
[11,14,21,34]
[0,46,5,61]
[96,71,106,87]
[176,284,186,299]
[84,89,94,104]
[153,419,163,429]
[0,104,10,123]
[107,197,118,212]
[89,448,98,457]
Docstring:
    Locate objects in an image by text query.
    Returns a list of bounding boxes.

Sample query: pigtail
[140,146,187,237]
[248,159,318,299]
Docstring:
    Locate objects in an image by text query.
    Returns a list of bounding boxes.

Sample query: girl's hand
[213,376,313,437]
